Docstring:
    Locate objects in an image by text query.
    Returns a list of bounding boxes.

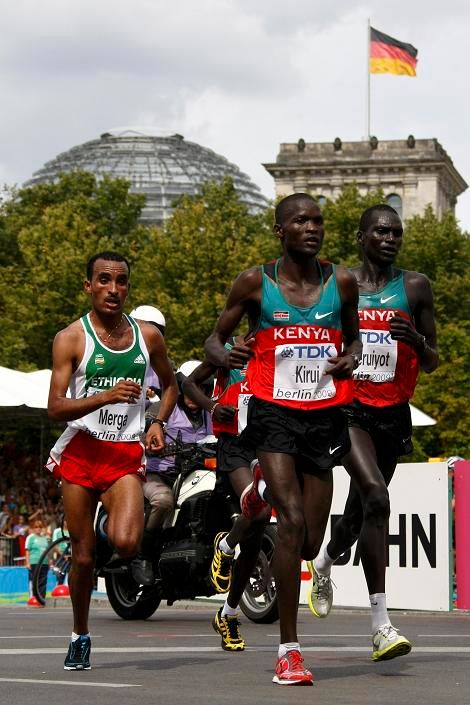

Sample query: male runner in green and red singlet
[46,251,178,671]
[204,194,362,685]
[183,337,270,653]
[307,204,438,662]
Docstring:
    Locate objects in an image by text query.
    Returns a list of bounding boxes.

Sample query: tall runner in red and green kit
[308,204,438,662]
[204,194,362,686]
[46,251,178,671]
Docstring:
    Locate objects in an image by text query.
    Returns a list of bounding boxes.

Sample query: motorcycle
[95,433,278,623]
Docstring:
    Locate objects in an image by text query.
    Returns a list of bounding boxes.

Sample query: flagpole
[366,17,371,139]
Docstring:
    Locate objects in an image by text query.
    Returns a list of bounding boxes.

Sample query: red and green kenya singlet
[47,314,150,467]
[246,260,353,410]
[212,340,251,437]
[353,270,419,407]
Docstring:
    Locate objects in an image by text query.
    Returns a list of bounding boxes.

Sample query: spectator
[25,520,50,601]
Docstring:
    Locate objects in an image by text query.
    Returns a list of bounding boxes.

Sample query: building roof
[26,128,269,224]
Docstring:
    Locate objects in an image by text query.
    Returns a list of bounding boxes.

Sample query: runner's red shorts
[49,431,146,493]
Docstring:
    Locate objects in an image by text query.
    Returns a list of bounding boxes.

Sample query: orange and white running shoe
[272,649,314,686]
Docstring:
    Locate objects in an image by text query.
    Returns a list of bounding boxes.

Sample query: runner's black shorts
[240,396,351,475]
[216,432,257,473]
[343,400,413,457]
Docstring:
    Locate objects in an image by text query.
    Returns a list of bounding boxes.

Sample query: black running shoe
[64,635,91,670]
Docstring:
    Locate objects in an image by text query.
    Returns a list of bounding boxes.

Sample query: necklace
[94,315,124,343]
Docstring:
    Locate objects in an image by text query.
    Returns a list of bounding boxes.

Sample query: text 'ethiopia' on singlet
[353,270,420,407]
[212,339,252,437]
[67,313,150,442]
[246,260,353,411]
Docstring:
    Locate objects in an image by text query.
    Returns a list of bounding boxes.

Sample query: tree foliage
[0,173,147,369]
[129,179,276,361]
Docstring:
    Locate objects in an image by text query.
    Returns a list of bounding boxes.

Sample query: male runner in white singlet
[46,251,178,670]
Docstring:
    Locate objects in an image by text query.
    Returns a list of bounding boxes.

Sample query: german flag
[370,27,418,76]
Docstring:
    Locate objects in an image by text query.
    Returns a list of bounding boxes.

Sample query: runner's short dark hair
[86,252,130,280]
[275,193,319,226]
[359,204,400,233]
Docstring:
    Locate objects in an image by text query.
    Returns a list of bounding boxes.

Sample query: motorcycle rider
[131,360,213,585]
[183,341,271,652]
[130,306,167,400]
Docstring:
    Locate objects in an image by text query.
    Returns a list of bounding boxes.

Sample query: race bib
[273,343,337,402]
[74,386,145,441]
[354,329,398,383]
[237,393,252,434]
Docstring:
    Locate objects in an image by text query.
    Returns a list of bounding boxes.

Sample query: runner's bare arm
[326,267,362,379]
[48,326,142,422]
[183,360,237,422]
[393,272,439,373]
[142,324,179,451]
[204,267,262,369]
[183,360,218,413]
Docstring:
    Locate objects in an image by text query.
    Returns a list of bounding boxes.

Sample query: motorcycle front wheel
[239,523,278,624]
[105,572,161,620]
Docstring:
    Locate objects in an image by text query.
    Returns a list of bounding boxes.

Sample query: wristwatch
[154,418,167,429]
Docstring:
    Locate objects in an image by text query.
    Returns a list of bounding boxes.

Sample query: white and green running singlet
[48,314,150,466]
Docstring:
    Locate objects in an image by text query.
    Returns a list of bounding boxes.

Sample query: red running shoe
[272,649,314,686]
[240,460,269,519]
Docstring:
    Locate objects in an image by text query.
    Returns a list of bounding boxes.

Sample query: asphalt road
[0,600,469,705]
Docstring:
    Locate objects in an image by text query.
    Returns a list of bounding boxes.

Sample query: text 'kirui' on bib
[273,343,337,402]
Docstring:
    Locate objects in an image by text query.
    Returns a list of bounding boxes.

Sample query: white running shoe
[306,560,333,618]
[372,623,412,662]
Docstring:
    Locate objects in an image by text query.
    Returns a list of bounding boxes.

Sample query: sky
[1,0,469,229]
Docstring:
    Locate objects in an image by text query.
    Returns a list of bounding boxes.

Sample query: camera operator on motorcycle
[131,360,213,586]
[183,339,271,652]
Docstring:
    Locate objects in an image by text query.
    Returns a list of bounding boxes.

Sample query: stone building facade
[263,136,467,220]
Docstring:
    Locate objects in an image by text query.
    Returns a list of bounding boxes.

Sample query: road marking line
[418,634,470,637]
[0,678,140,688]
[267,633,370,637]
[1,646,470,655]
[0,635,102,640]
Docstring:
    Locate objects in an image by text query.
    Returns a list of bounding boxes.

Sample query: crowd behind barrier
[0,440,62,566]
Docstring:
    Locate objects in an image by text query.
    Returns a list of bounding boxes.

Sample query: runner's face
[276,201,324,257]
[359,212,403,265]
[85,259,130,315]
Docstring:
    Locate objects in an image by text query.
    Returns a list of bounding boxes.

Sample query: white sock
[369,593,390,633]
[257,479,267,500]
[278,642,300,658]
[71,632,90,642]
[219,536,235,554]
[314,546,334,575]
[221,601,238,618]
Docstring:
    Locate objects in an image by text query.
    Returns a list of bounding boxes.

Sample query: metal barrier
[0,537,18,566]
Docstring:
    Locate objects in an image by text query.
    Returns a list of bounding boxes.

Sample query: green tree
[0,172,147,369]
[396,208,470,459]
[129,178,276,363]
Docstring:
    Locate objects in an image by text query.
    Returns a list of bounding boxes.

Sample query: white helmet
[177,360,202,378]
[130,305,166,329]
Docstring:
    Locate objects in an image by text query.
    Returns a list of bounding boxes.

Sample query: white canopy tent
[409,403,436,427]
[0,366,51,412]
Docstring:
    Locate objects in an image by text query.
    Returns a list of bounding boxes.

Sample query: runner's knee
[71,547,95,573]
[113,533,141,557]
[276,506,305,550]
[363,485,390,526]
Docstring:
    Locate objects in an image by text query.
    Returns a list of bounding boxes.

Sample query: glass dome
[25,128,269,224]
